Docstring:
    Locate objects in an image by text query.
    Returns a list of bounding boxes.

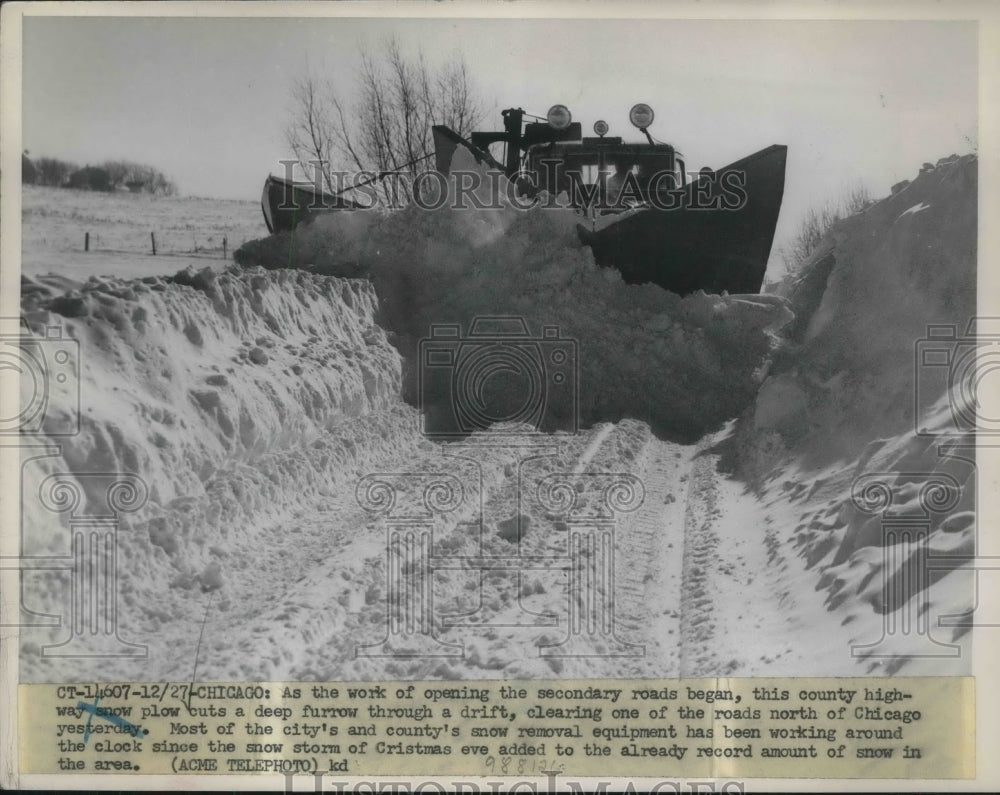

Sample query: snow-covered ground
[14,153,977,682]
[20,185,261,279]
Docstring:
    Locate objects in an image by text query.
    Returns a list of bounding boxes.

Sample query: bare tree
[285,37,486,205]
[34,157,77,187]
[285,74,340,191]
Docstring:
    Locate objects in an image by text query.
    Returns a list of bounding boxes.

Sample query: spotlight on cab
[628,103,655,130]
[547,104,572,130]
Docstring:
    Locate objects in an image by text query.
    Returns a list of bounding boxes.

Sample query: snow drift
[17,265,414,648]
[236,151,793,441]
[749,155,976,468]
[734,154,978,672]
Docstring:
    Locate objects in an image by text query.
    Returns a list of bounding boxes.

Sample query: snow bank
[734,154,978,672]
[746,154,977,471]
[18,265,412,619]
[236,153,792,440]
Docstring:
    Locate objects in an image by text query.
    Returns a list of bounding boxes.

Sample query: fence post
[84,232,89,252]
[222,236,227,260]
[150,232,156,256]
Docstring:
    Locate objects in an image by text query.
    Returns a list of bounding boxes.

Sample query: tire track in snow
[610,436,691,676]
[678,449,723,677]
[179,422,719,681]
[677,442,806,677]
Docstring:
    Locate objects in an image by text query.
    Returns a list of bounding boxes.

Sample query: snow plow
[262,103,787,296]
[432,104,787,296]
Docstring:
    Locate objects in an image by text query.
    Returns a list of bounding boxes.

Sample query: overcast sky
[21,15,977,247]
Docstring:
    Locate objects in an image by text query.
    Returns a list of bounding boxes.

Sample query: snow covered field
[14,154,977,682]
[20,185,262,280]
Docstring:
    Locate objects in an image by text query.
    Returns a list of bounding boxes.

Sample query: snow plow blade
[261,173,362,234]
[577,145,788,296]
[431,125,506,175]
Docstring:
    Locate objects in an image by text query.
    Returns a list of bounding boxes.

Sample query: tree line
[22,153,178,196]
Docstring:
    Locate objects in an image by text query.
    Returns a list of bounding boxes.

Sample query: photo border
[2,0,998,791]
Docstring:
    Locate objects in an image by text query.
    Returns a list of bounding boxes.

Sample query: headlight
[593,120,609,136]
[629,103,655,129]
[547,104,572,130]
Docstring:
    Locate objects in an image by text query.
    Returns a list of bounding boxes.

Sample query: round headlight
[593,120,609,136]
[547,104,572,130]
[629,103,655,129]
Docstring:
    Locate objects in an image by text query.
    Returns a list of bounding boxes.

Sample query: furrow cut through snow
[16,153,977,682]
